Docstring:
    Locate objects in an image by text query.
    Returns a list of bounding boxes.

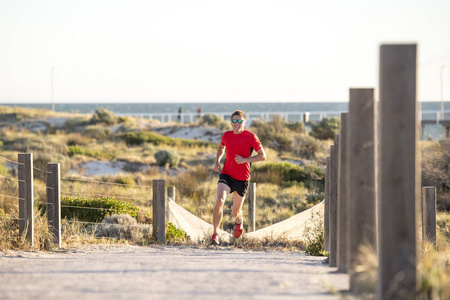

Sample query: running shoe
[234,222,243,239]
[209,233,219,246]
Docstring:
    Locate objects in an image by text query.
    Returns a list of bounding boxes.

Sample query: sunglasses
[232,119,244,124]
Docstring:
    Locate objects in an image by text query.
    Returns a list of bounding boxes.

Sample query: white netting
[246,201,324,240]
[168,199,324,242]
[167,199,231,243]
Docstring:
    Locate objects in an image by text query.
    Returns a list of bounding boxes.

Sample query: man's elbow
[260,152,267,162]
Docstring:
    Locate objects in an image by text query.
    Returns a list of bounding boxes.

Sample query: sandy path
[0,245,348,300]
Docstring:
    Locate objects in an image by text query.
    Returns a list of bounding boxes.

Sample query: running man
[210,110,266,245]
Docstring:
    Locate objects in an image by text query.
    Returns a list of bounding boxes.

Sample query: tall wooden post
[337,113,349,273]
[329,134,339,267]
[324,156,331,252]
[153,180,166,244]
[248,183,256,232]
[422,187,437,249]
[378,44,419,300]
[348,88,377,293]
[18,153,34,246]
[46,163,61,248]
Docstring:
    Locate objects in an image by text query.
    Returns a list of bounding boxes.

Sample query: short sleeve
[220,132,226,147]
[251,133,262,152]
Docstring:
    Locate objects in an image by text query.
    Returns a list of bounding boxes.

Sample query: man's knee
[215,197,225,208]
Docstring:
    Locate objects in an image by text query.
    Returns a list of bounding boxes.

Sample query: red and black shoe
[234,222,243,239]
[209,233,219,246]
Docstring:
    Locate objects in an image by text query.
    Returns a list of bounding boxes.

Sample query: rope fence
[64,220,152,228]
[60,205,143,215]
[61,176,152,188]
[0,174,25,182]
[33,166,52,174]
[0,155,24,165]
[60,191,151,202]
[0,193,24,201]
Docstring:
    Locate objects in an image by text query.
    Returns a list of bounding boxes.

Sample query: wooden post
[337,113,349,273]
[153,179,166,244]
[348,88,377,293]
[248,183,256,232]
[378,44,418,300]
[18,153,34,246]
[329,134,339,267]
[324,156,331,252]
[46,163,61,248]
[422,187,437,249]
[167,186,175,220]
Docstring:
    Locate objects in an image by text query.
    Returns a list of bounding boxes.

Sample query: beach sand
[0,244,349,300]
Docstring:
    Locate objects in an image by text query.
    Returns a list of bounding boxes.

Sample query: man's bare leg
[232,193,245,224]
[213,182,230,234]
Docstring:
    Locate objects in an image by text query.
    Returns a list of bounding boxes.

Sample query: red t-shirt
[220,130,262,181]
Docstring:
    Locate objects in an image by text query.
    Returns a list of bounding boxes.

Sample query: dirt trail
[0,245,349,300]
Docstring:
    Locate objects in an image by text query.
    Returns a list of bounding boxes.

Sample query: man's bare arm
[214,144,226,172]
[235,147,267,164]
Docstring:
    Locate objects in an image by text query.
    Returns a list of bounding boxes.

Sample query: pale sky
[1,0,450,103]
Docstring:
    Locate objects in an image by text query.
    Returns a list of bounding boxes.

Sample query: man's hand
[235,155,247,164]
[214,161,222,173]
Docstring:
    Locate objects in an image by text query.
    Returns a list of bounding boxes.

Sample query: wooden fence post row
[18,153,34,246]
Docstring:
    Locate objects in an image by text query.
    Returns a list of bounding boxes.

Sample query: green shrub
[89,214,152,241]
[154,149,180,167]
[250,116,293,152]
[200,114,231,130]
[90,107,119,125]
[303,210,326,256]
[306,193,324,205]
[251,162,324,189]
[114,175,136,185]
[285,121,306,134]
[166,222,189,243]
[422,140,450,211]
[122,131,214,148]
[60,197,141,223]
[67,145,115,160]
[309,117,340,140]
[66,133,90,146]
[293,135,323,159]
[84,125,111,140]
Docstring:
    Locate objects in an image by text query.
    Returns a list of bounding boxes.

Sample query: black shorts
[218,174,249,197]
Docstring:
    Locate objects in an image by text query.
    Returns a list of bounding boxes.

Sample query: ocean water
[1,102,350,114]
[1,101,449,114]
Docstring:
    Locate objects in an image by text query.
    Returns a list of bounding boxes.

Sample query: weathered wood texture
[422,186,437,249]
[153,179,166,244]
[378,44,418,300]
[324,156,331,252]
[329,134,339,267]
[248,183,256,232]
[348,88,377,293]
[337,113,349,273]
[18,153,34,246]
[46,163,61,248]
